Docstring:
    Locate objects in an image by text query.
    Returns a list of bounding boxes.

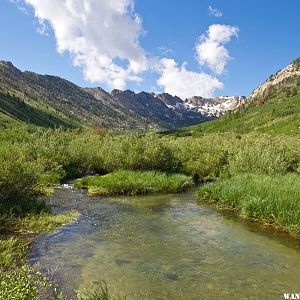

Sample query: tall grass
[198,173,300,236]
[227,137,297,176]
[0,237,29,267]
[0,127,299,211]
[0,144,44,215]
[75,170,193,196]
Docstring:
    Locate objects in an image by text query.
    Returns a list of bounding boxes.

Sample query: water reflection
[30,187,300,299]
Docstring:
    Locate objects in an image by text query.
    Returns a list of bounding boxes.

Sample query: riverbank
[0,209,79,299]
[27,185,300,300]
[198,173,300,237]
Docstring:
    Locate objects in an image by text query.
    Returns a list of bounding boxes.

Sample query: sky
[0,0,299,98]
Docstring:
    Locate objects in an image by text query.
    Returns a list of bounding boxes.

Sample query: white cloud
[35,18,49,35]
[157,46,173,57]
[22,0,148,89]
[157,58,223,99]
[208,6,222,17]
[9,0,28,14]
[13,2,239,98]
[196,24,239,75]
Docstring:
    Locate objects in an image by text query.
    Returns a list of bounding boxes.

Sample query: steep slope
[0,90,73,128]
[0,61,207,130]
[0,60,246,131]
[0,61,143,130]
[169,58,300,136]
[251,58,300,99]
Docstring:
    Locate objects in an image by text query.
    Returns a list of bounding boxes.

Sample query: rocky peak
[0,61,17,69]
[84,86,112,100]
[251,58,300,98]
[184,95,246,117]
[0,61,22,76]
[156,93,183,106]
[110,89,123,97]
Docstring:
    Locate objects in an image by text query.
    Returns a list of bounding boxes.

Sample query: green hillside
[0,91,75,128]
[0,61,206,131]
[170,59,300,136]
[0,61,150,130]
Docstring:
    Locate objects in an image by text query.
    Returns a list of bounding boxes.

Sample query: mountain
[0,90,74,128]
[0,61,147,130]
[184,96,246,117]
[251,58,300,99]
[0,60,245,130]
[169,58,300,136]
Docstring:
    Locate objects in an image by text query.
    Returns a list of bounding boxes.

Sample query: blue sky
[0,0,299,98]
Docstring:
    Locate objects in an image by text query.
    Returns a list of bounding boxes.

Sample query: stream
[30,185,300,299]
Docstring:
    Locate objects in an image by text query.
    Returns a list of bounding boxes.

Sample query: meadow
[0,125,300,298]
[1,125,299,215]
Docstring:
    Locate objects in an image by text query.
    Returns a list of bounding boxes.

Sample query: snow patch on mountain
[184,96,246,117]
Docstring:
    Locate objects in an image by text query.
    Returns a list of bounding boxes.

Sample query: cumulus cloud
[208,6,223,17]
[157,58,223,99]
[14,1,239,98]
[22,0,148,89]
[195,24,239,75]
[9,0,28,13]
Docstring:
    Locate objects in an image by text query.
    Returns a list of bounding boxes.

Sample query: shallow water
[30,186,300,299]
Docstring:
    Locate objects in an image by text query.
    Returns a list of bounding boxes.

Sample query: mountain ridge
[168,58,300,136]
[0,60,246,130]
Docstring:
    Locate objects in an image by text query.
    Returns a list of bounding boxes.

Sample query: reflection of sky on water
[30,188,300,299]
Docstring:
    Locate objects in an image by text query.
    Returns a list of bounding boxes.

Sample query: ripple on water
[30,188,300,299]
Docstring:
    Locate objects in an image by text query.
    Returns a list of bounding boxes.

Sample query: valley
[0,57,300,299]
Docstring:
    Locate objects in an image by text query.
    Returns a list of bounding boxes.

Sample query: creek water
[30,185,300,299]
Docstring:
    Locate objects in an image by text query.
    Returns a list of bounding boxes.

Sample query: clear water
[30,186,300,299]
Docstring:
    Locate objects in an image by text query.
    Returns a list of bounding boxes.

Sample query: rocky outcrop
[251,58,300,98]
[184,96,246,117]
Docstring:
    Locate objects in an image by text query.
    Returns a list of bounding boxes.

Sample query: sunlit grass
[75,170,193,196]
[0,237,29,268]
[0,211,79,299]
[198,173,300,236]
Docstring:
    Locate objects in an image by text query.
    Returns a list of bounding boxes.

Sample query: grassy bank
[0,218,120,300]
[75,170,193,196]
[0,211,79,300]
[198,173,300,236]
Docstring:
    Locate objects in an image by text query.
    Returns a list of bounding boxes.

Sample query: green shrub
[0,237,59,300]
[100,134,181,173]
[0,144,43,214]
[227,137,296,176]
[0,237,28,267]
[0,265,49,300]
[65,133,106,177]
